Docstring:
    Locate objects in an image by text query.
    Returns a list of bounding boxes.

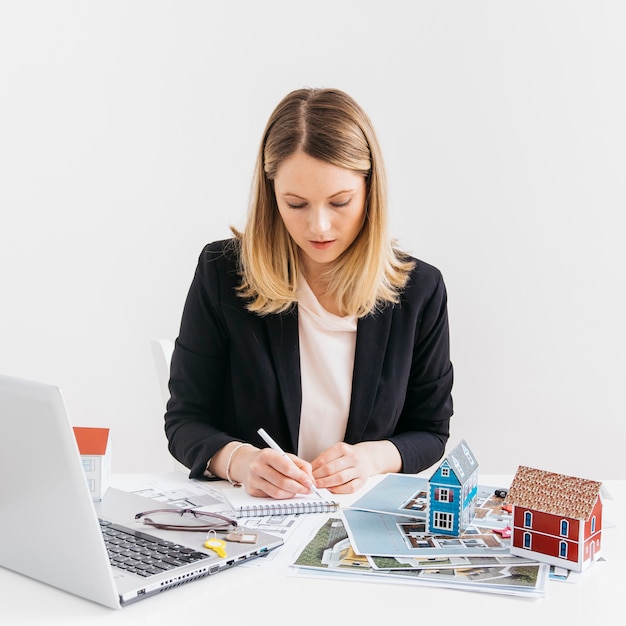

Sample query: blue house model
[427,439,479,536]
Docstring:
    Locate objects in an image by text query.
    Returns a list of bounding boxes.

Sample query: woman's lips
[309,240,335,250]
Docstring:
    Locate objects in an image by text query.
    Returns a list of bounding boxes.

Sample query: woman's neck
[302,270,343,317]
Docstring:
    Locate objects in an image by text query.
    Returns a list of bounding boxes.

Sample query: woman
[165,88,453,498]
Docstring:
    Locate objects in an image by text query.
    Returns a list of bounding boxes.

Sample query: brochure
[292,517,548,597]
[342,473,514,558]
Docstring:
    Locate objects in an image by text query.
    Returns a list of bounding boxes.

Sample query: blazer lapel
[264,307,302,452]
[345,307,394,443]
[264,305,393,450]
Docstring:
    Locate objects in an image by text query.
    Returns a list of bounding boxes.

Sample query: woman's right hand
[227,444,317,499]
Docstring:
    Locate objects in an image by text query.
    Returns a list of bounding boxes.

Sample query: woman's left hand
[310,440,402,494]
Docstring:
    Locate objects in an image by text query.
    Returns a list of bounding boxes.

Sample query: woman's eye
[283,197,351,209]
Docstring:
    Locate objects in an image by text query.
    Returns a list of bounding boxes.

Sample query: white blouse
[296,275,357,462]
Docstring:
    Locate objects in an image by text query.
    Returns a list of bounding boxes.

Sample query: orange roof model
[72,427,110,456]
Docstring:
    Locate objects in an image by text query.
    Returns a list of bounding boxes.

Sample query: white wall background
[1,1,624,480]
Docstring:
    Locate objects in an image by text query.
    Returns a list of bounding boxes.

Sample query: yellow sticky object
[204,538,227,558]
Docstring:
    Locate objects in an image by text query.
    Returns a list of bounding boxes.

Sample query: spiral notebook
[225,487,339,517]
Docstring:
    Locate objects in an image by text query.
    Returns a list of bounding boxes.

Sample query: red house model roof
[73,427,110,456]
[505,465,602,520]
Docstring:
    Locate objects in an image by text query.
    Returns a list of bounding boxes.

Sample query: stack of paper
[292,474,549,597]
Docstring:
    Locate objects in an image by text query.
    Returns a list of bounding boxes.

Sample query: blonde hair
[233,88,414,317]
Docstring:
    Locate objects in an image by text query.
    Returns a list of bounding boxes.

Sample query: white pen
[257,428,324,499]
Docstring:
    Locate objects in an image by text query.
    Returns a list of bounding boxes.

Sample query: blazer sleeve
[387,268,454,473]
[164,243,241,477]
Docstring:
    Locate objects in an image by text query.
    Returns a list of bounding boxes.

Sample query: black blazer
[165,240,453,478]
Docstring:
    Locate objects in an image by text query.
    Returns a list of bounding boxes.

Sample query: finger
[250,450,314,496]
[326,476,367,494]
[246,476,303,499]
[314,464,355,489]
[312,446,355,480]
[310,443,348,474]
[273,452,316,489]
[287,454,316,480]
[246,466,306,499]
[314,462,365,493]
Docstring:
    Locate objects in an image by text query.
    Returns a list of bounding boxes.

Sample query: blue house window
[441,467,450,478]
[435,488,453,502]
[559,541,568,558]
[523,532,532,549]
[433,512,454,531]
[591,516,596,532]
[560,520,569,537]
[523,511,533,528]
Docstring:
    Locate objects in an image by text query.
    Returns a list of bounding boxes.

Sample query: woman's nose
[309,207,331,237]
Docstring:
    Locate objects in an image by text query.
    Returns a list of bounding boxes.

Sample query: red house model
[73,426,111,502]
[504,466,603,572]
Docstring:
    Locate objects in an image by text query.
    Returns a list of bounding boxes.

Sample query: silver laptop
[0,374,283,608]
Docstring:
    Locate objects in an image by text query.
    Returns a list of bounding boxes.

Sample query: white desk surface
[2,474,624,626]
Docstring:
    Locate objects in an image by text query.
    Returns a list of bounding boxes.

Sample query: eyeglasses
[135,508,238,532]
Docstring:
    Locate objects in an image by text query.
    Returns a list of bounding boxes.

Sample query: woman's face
[273,150,367,279]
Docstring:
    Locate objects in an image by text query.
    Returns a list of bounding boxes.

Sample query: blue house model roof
[433,439,478,484]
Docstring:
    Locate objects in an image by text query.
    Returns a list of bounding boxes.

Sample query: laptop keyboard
[99,519,210,578]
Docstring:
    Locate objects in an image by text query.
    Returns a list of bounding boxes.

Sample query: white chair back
[151,339,174,406]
